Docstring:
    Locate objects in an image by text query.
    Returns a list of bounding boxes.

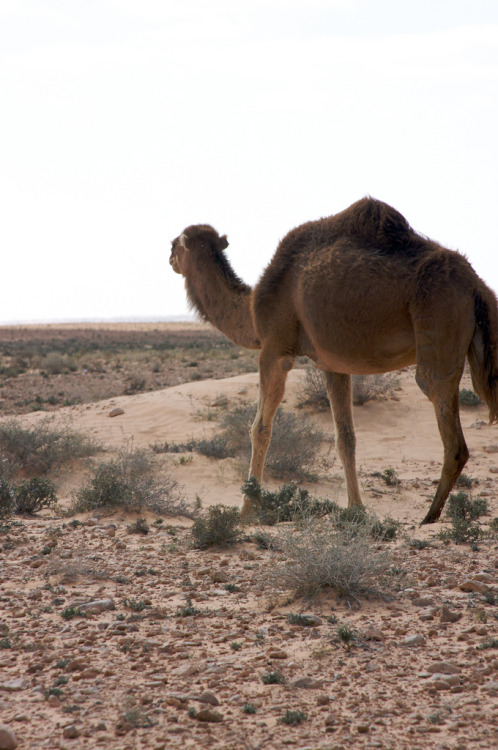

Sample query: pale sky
[1,0,498,323]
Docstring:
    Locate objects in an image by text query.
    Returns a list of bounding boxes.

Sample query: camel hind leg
[242,349,292,516]
[324,371,363,508]
[413,310,471,524]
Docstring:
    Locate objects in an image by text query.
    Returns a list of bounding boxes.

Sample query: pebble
[192,692,219,706]
[0,725,18,750]
[0,680,29,693]
[403,634,426,647]
[427,661,460,675]
[62,725,80,739]
[108,408,125,418]
[440,606,461,623]
[459,580,489,593]
[79,598,115,614]
[292,677,323,689]
[195,708,223,723]
[363,626,384,641]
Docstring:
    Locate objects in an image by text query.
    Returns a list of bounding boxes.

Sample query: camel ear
[218,235,229,251]
[179,233,190,250]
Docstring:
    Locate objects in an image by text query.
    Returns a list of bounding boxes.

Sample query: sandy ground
[0,352,497,749]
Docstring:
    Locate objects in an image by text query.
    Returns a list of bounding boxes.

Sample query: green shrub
[242,477,338,525]
[14,478,58,515]
[72,448,193,517]
[439,491,488,544]
[190,505,240,549]
[459,388,483,407]
[261,671,285,685]
[0,477,14,518]
[0,418,97,479]
[280,709,307,725]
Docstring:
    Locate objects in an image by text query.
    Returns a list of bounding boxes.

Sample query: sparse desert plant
[296,367,400,409]
[274,512,393,600]
[0,477,14,518]
[286,613,316,626]
[0,418,98,479]
[456,473,478,489]
[261,670,285,685]
[280,709,307,725]
[439,491,488,544]
[459,388,483,407]
[352,373,400,405]
[190,504,240,549]
[42,352,77,375]
[14,478,58,515]
[243,703,257,714]
[336,623,358,649]
[71,448,193,517]
[219,402,329,480]
[374,467,400,487]
[127,517,150,535]
[241,476,338,525]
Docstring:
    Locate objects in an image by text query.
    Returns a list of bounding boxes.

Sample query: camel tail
[467,285,498,424]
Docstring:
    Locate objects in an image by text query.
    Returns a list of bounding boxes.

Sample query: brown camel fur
[170,198,498,524]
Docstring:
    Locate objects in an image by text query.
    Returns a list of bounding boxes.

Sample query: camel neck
[185,252,260,349]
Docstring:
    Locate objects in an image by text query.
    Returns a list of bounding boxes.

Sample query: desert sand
[0,325,497,749]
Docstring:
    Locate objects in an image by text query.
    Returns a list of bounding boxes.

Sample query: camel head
[169,225,229,276]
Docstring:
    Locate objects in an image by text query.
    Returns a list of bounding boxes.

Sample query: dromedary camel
[170,198,498,524]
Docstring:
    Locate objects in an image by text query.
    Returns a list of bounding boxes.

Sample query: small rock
[0,680,29,692]
[357,724,370,733]
[324,713,336,726]
[412,597,435,607]
[363,626,384,641]
[482,680,498,693]
[427,661,460,675]
[292,677,323,689]
[472,572,494,583]
[79,598,115,614]
[469,421,486,429]
[210,570,229,583]
[0,623,8,636]
[266,648,288,659]
[0,725,18,750]
[108,408,125,418]
[47,694,60,707]
[195,708,223,723]
[403,634,426,647]
[419,607,438,621]
[171,663,199,678]
[483,444,498,453]
[62,725,80,739]
[440,606,462,623]
[459,580,489,593]
[193,692,219,706]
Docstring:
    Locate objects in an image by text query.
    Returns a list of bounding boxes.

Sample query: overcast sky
[1,0,498,324]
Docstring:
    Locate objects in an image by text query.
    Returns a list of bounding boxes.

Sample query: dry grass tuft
[296,366,400,409]
[271,511,395,601]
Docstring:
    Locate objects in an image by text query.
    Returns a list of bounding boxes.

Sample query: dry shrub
[71,448,194,517]
[190,504,240,549]
[296,367,400,409]
[272,512,393,601]
[219,402,329,481]
[0,417,98,480]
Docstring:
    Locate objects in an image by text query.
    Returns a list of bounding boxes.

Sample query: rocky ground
[0,323,497,749]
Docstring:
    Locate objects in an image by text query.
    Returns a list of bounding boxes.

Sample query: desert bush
[155,402,329,480]
[190,504,240,549]
[459,388,483,407]
[0,418,98,479]
[439,491,488,544]
[0,477,14,518]
[273,512,394,600]
[14,478,58,514]
[242,477,338,525]
[219,402,328,480]
[71,448,193,517]
[280,709,307,725]
[296,367,400,409]
[42,352,77,375]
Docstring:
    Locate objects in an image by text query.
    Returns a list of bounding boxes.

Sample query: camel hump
[344,197,413,252]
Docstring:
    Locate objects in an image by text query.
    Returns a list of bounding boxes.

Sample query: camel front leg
[324,371,363,508]
[241,351,291,516]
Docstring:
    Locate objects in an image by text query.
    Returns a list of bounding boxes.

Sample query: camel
[170,198,498,524]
